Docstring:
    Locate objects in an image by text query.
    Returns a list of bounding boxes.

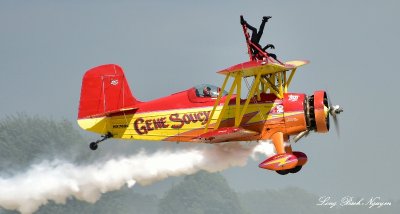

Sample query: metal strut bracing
[204,67,297,132]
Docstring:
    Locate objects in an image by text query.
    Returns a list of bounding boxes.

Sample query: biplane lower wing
[194,127,259,143]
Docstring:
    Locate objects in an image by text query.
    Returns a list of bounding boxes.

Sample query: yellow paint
[78,60,310,142]
[77,101,291,142]
[235,72,242,127]
[285,60,309,67]
[205,73,230,132]
[283,71,287,93]
[261,77,281,98]
[237,73,261,126]
[218,60,309,77]
[255,79,261,101]
[286,68,296,90]
[278,72,283,97]
[215,75,238,129]
[77,117,108,134]
[265,155,292,166]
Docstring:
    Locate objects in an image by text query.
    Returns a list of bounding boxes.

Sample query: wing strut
[205,67,300,131]
[237,73,261,126]
[205,72,245,132]
[205,72,263,131]
[205,73,230,132]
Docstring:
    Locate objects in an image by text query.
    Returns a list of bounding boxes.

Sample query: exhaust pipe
[293,130,309,143]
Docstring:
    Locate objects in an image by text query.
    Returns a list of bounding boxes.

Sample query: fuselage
[78,86,309,142]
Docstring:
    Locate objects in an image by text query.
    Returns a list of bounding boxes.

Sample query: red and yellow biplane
[77,16,342,175]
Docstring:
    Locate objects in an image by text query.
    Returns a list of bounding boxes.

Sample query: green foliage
[35,187,159,214]
[158,171,246,214]
[0,114,93,174]
[0,188,159,214]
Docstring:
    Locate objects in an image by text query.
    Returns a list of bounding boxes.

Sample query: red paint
[258,153,298,171]
[292,151,308,166]
[283,93,305,112]
[78,64,140,119]
[78,65,284,120]
[199,127,242,139]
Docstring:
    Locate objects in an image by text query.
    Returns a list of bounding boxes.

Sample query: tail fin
[78,64,140,119]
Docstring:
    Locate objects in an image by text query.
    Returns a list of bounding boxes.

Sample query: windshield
[194,84,228,98]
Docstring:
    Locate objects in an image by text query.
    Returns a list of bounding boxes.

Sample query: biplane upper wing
[194,127,259,143]
[218,60,309,77]
[285,60,310,68]
[205,59,309,132]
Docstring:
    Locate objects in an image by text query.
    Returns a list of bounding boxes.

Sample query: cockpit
[194,84,228,98]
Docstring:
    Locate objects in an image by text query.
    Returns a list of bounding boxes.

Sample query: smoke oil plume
[0,141,275,214]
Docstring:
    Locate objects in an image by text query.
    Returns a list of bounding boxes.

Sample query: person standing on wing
[240,16,277,60]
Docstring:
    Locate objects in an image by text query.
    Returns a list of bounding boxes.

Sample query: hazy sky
[1,0,399,200]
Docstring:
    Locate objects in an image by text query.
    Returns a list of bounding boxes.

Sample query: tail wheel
[88,132,113,151]
[89,142,98,150]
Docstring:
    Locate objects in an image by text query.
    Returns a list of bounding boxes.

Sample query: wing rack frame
[204,60,309,132]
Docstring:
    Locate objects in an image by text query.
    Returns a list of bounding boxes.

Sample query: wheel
[289,166,302,173]
[89,142,98,151]
[276,170,289,175]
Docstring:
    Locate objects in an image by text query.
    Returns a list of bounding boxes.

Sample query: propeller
[293,91,343,143]
[327,94,343,137]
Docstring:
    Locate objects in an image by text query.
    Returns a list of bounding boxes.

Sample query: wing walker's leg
[256,20,267,43]
[246,23,258,41]
[89,132,113,151]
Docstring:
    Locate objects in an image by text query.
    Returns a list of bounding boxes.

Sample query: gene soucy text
[133,111,211,135]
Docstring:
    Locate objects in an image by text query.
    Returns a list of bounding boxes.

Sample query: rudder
[78,64,140,119]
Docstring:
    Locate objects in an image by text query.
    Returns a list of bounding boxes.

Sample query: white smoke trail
[0,141,275,214]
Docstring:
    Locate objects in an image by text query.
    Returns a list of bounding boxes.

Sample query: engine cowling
[305,90,330,133]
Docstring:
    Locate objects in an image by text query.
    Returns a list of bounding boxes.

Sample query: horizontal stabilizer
[105,107,138,116]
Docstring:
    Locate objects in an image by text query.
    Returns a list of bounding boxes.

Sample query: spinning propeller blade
[327,94,343,137]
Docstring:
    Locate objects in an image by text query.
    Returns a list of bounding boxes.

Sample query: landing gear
[276,170,290,175]
[289,166,302,173]
[89,142,98,150]
[89,132,113,151]
[276,166,302,175]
